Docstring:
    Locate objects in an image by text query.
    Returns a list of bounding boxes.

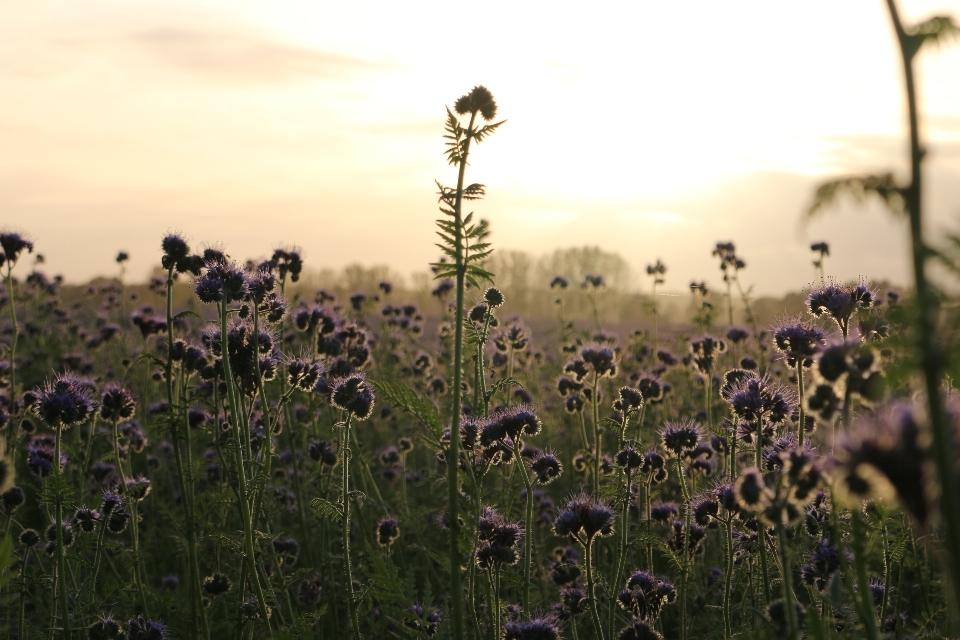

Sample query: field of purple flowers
[2,6,960,639]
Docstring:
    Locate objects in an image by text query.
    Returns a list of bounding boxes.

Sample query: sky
[1,0,959,295]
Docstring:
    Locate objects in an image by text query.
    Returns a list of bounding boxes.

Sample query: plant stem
[778,524,798,640]
[851,509,880,640]
[446,110,477,640]
[796,363,806,448]
[676,457,692,640]
[884,0,960,622]
[584,537,606,640]
[341,414,362,639]
[53,426,72,639]
[219,299,271,627]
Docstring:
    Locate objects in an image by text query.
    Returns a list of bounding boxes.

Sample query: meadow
[2,4,960,639]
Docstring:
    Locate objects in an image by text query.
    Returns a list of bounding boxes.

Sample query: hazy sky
[2,0,959,295]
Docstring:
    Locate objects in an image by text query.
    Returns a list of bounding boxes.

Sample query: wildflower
[807,278,876,335]
[724,376,793,425]
[554,493,615,542]
[503,616,560,640]
[1,485,24,513]
[735,468,772,511]
[480,405,541,446]
[377,517,401,547]
[455,85,497,120]
[617,620,663,640]
[484,287,505,308]
[689,336,726,374]
[128,615,168,640]
[27,434,63,477]
[195,261,248,304]
[615,446,644,471]
[202,572,232,596]
[298,576,322,606]
[833,402,930,526]
[774,319,827,368]
[650,502,679,523]
[44,521,74,549]
[550,276,569,289]
[34,374,98,428]
[531,451,563,484]
[475,507,523,568]
[565,395,584,414]
[641,450,668,484]
[404,603,441,636]
[0,232,34,265]
[669,520,706,557]
[617,570,676,621]
[330,373,377,421]
[19,528,40,547]
[613,387,644,415]
[287,358,323,392]
[73,506,99,533]
[88,616,126,640]
[726,327,750,344]
[636,376,664,403]
[100,384,137,422]
[765,599,806,638]
[660,421,702,458]
[125,476,152,502]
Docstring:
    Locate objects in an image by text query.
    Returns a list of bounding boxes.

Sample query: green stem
[584,537,606,640]
[53,426,72,639]
[220,299,271,627]
[778,524,798,640]
[446,110,477,640]
[884,0,960,622]
[341,414,362,639]
[676,457,691,640]
[723,519,734,638]
[796,363,806,448]
[851,509,880,640]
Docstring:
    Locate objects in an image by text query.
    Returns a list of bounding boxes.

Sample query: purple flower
[34,375,98,428]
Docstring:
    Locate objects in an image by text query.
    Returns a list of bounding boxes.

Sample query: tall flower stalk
[807,0,960,612]
[433,85,504,639]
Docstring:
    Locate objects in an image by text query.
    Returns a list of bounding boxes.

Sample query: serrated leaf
[310,498,343,522]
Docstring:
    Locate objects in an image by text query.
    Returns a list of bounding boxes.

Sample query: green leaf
[806,173,904,219]
[172,310,201,322]
[310,498,343,523]
[373,380,443,436]
[905,15,959,59]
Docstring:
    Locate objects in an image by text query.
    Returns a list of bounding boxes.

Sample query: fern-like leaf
[905,15,960,59]
[806,173,905,219]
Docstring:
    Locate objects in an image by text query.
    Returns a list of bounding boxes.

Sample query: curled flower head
[34,375,98,428]
[330,373,376,420]
[203,572,232,596]
[724,376,793,425]
[100,384,137,422]
[404,603,441,636]
[800,538,843,591]
[377,517,400,547]
[807,278,876,334]
[483,286,505,308]
[531,451,563,484]
[554,493,615,542]
[454,85,498,121]
[660,421,702,458]
[0,232,34,265]
[578,342,619,378]
[617,570,676,622]
[641,450,668,484]
[650,501,679,524]
[128,615,168,640]
[689,336,726,374]
[615,446,644,471]
[617,620,663,640]
[613,387,644,415]
[735,468,772,511]
[833,402,931,527]
[774,319,826,368]
[503,616,560,640]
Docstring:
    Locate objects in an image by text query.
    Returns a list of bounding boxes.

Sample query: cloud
[124,26,384,84]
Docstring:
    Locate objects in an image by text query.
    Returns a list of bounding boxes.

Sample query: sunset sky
[2,0,959,295]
